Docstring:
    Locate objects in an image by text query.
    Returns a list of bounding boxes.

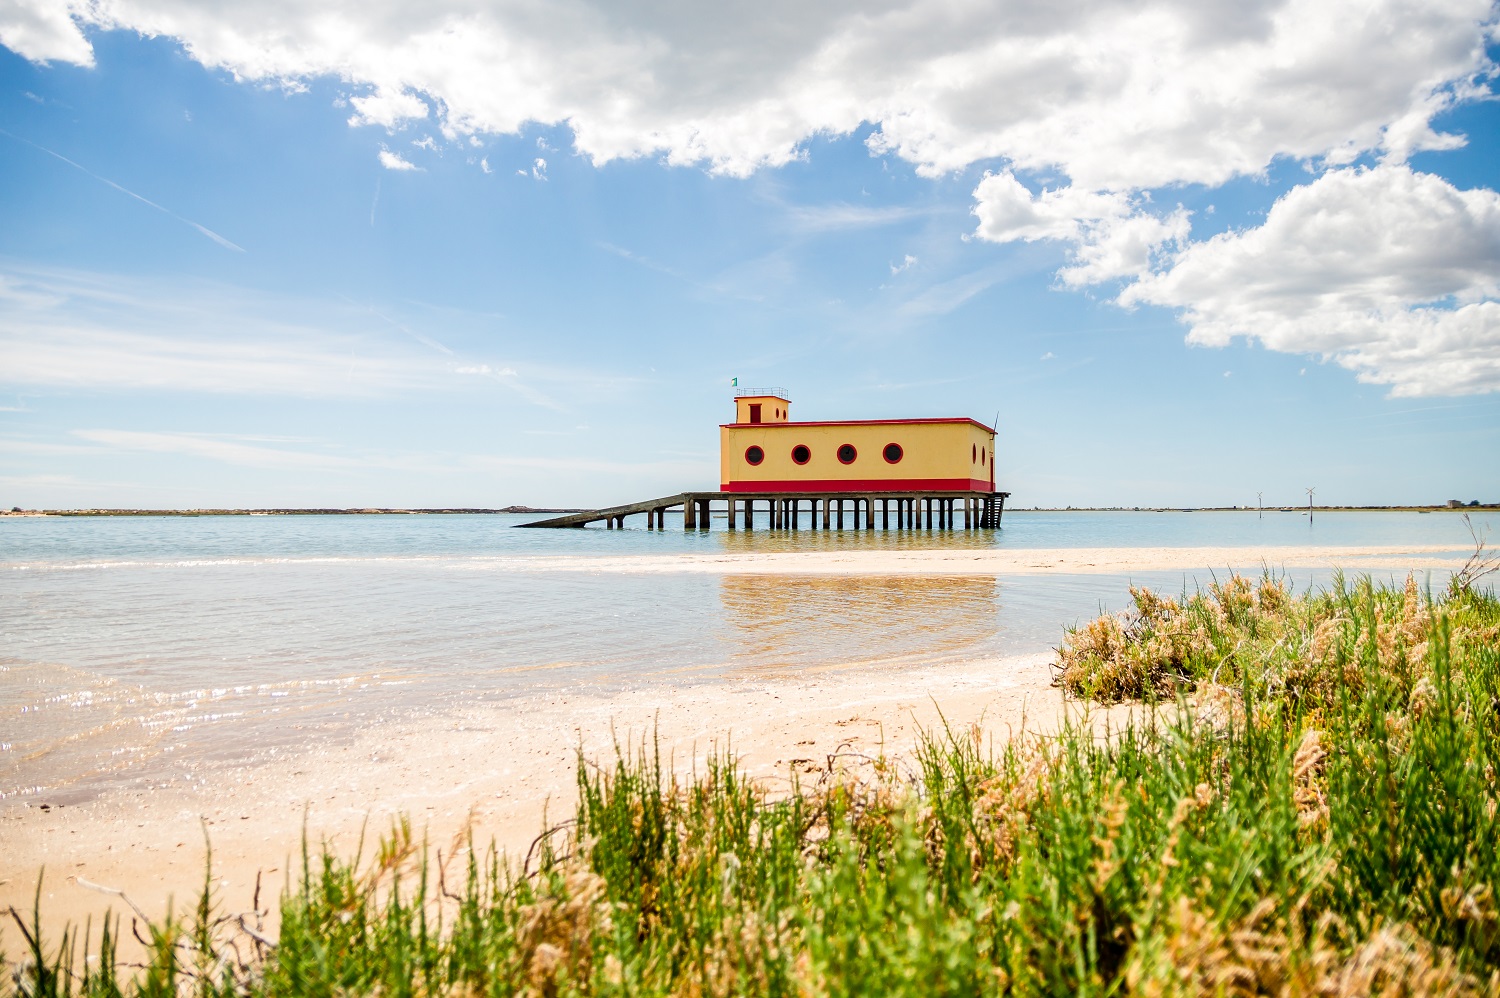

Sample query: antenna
[1305,487,1316,523]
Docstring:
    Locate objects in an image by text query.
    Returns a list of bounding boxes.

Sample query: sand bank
[485,543,1467,576]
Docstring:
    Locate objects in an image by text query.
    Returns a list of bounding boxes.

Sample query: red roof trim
[721,477,993,493]
[720,417,995,431]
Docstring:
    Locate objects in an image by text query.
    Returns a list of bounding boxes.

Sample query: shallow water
[1,510,1487,807]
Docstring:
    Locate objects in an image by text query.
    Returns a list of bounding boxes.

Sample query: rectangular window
[749,403,761,424]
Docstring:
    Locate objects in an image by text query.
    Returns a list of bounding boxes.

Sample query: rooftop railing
[733,387,790,400]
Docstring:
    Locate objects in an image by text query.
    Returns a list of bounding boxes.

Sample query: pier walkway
[518,490,1009,530]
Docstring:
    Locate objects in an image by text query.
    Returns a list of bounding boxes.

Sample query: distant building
[719,388,997,494]
[1447,499,1464,508]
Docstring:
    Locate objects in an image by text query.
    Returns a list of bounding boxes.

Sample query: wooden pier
[517,490,1009,530]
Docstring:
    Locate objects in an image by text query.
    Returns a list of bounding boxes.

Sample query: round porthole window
[837,443,858,465]
[745,445,765,466]
[883,443,903,464]
[791,444,811,465]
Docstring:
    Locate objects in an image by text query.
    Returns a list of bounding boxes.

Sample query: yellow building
[720,389,996,493]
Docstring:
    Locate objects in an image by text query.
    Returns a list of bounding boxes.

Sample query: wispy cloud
[0,128,244,252]
[0,266,451,396]
[0,265,633,408]
[782,202,936,232]
[73,429,360,470]
[597,241,686,279]
[896,265,1009,317]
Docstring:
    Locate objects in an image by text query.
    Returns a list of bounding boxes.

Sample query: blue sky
[2,2,1498,509]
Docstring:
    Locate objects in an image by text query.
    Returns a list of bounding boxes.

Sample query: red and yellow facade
[720,391,996,493]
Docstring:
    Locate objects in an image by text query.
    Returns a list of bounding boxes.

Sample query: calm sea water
[2,510,1489,806]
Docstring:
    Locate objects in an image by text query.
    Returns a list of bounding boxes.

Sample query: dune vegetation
[7,556,1500,996]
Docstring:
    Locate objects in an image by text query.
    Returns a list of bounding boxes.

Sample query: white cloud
[8,0,1484,188]
[6,0,1497,398]
[479,156,492,174]
[889,253,917,275]
[0,0,92,65]
[377,146,421,171]
[347,87,428,128]
[1122,166,1500,397]
[970,171,1190,284]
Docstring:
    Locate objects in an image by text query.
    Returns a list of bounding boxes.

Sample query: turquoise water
[1,510,1488,806]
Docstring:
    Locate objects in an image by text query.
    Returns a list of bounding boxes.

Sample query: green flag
[731,377,738,387]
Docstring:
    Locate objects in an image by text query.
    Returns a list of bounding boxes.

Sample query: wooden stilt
[882,498,889,530]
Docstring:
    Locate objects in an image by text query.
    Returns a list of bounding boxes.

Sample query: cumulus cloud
[8,0,1487,187]
[5,0,1497,396]
[348,87,428,128]
[0,0,92,64]
[377,146,421,171]
[970,172,1190,284]
[1122,166,1500,397]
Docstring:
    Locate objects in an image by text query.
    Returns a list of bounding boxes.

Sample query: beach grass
[6,572,1499,996]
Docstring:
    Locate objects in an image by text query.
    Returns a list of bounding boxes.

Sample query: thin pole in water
[1257,491,1263,519]
[1306,487,1315,523]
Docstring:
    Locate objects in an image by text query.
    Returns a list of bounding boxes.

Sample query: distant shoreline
[2,504,1493,517]
[0,506,588,517]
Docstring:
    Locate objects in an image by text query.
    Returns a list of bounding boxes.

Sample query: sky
[1,0,1498,510]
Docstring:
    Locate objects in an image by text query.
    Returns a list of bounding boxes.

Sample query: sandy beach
[0,542,1466,946]
[2,652,1092,943]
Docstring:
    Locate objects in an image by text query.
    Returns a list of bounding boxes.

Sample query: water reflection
[712,525,1003,555]
[718,573,1003,676]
